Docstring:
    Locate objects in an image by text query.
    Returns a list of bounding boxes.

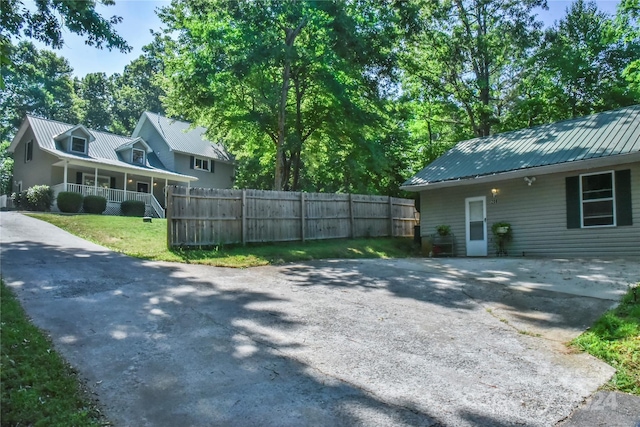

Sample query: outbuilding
[401,105,639,257]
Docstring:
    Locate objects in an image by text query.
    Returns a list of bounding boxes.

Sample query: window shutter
[615,169,632,226]
[566,176,581,229]
[190,156,194,169]
[210,161,215,173]
[76,172,83,185]
[110,177,117,189]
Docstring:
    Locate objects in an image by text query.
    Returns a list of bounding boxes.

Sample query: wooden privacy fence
[166,186,418,248]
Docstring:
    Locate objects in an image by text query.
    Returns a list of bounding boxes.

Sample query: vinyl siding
[11,127,60,190]
[420,162,640,258]
[174,153,234,189]
[136,119,175,171]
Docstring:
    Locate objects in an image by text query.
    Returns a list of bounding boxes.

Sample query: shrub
[10,191,29,210]
[26,185,54,211]
[121,200,145,217]
[83,195,107,214]
[56,192,84,213]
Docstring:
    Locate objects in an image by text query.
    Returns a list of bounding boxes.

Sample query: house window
[580,171,615,227]
[132,148,145,165]
[71,137,87,153]
[82,174,111,189]
[195,157,210,171]
[25,140,33,162]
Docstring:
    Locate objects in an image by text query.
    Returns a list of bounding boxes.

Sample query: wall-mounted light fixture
[128,179,133,183]
[524,176,536,186]
[490,188,499,204]
[153,182,157,186]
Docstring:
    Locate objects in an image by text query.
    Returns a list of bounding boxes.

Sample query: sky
[31,0,622,78]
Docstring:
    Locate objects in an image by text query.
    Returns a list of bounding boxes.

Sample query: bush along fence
[166,186,419,248]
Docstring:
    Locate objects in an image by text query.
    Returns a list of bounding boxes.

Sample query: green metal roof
[402,105,640,189]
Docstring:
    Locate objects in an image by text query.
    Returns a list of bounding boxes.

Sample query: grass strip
[29,213,420,268]
[571,284,640,395]
[0,281,105,426]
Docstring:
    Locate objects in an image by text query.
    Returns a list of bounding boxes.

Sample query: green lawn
[0,281,105,426]
[571,285,640,395]
[29,214,420,268]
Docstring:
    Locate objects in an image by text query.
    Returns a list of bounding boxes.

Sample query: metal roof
[23,115,196,180]
[137,112,234,162]
[402,105,640,189]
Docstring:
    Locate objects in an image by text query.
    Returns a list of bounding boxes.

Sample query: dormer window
[71,136,87,154]
[132,148,146,165]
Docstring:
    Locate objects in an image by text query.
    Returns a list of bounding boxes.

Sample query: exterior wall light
[491,188,499,198]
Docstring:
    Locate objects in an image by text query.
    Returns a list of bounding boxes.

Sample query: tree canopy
[0,0,638,197]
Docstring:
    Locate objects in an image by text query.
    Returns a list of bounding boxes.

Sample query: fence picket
[166,186,418,248]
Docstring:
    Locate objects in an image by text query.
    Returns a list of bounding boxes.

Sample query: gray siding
[11,128,60,191]
[420,162,640,258]
[174,153,234,189]
[137,119,175,170]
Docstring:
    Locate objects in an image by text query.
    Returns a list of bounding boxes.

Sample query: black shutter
[110,177,116,189]
[615,169,632,226]
[210,161,215,173]
[566,176,581,229]
[190,156,194,169]
[26,140,33,162]
[76,172,83,185]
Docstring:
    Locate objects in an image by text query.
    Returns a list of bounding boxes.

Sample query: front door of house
[465,196,487,256]
[137,182,149,193]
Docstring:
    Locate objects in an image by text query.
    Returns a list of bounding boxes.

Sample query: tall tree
[111,33,168,134]
[77,72,113,131]
[611,0,640,92]
[0,41,80,141]
[159,0,402,191]
[0,0,131,87]
[502,0,640,128]
[404,0,546,137]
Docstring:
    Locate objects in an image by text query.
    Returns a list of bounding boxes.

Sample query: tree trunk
[274,21,306,191]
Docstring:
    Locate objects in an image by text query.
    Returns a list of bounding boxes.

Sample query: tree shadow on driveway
[1,239,447,427]
[279,257,638,341]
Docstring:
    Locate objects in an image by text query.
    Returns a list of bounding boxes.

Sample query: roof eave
[401,151,640,192]
[46,148,198,182]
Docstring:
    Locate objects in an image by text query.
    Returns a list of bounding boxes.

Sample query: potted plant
[491,222,512,255]
[436,224,451,236]
[431,225,453,257]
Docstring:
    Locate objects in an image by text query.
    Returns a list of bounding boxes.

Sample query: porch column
[124,172,128,200]
[150,176,154,195]
[63,161,68,191]
[94,168,98,192]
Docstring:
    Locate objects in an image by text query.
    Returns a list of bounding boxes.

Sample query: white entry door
[465,196,487,256]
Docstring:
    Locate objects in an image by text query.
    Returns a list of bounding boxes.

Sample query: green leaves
[159,0,405,192]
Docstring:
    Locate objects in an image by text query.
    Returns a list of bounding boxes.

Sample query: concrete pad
[1,212,638,426]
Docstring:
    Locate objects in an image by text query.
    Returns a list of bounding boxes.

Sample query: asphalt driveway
[1,212,638,426]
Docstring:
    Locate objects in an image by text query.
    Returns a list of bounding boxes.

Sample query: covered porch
[51,158,196,218]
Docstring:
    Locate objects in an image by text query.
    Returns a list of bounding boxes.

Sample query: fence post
[166,186,173,249]
[242,189,247,246]
[388,196,394,237]
[300,192,306,242]
[349,193,355,239]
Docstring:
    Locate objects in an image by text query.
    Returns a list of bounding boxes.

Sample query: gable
[132,112,234,163]
[403,106,640,190]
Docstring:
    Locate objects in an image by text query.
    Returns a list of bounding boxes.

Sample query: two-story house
[8,112,235,217]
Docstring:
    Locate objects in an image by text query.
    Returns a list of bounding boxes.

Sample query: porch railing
[52,183,165,218]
